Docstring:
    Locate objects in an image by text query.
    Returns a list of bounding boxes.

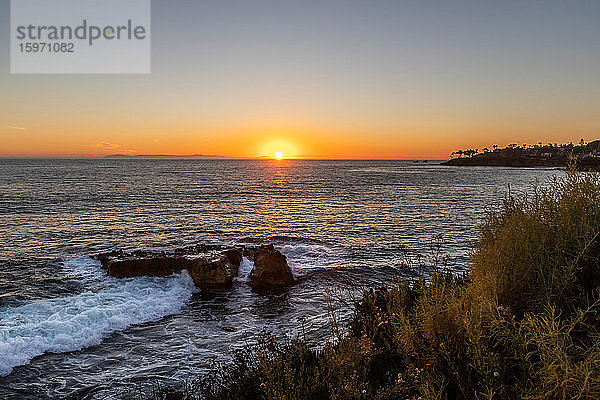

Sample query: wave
[234,257,254,282]
[238,236,349,277]
[236,237,347,278]
[278,243,349,277]
[0,257,195,376]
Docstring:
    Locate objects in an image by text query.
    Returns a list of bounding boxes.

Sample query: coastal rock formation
[184,255,240,288]
[249,245,295,289]
[96,246,243,289]
[96,244,295,290]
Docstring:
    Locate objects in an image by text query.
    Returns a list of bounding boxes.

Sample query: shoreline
[443,155,600,171]
[442,139,600,170]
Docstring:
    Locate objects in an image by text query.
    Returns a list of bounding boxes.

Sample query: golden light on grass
[274,151,284,160]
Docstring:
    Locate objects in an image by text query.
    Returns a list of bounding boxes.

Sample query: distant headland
[444,139,600,170]
[104,154,229,159]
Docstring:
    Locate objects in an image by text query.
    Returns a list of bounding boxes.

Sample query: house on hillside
[585,140,600,157]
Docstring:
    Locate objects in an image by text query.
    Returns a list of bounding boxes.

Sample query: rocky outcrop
[185,255,240,288]
[95,244,296,290]
[96,246,243,289]
[249,245,295,289]
[104,256,176,278]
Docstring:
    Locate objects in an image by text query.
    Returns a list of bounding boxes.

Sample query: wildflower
[494,371,499,377]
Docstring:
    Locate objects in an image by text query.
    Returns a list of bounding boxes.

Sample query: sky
[1,0,599,158]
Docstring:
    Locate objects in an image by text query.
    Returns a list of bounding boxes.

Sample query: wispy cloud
[7,125,26,131]
[96,142,121,149]
[152,138,161,143]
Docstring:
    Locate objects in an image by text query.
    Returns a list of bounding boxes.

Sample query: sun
[274,151,284,160]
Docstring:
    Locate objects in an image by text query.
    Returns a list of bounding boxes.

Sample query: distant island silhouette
[444,139,600,170]
[104,154,230,159]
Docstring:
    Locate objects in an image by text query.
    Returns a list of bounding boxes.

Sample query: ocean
[0,159,559,399]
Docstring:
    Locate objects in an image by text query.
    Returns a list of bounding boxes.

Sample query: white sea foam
[279,243,347,277]
[234,257,254,282]
[62,256,107,288]
[0,257,195,376]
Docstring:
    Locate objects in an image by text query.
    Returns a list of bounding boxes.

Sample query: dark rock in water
[242,246,259,261]
[223,248,243,267]
[249,245,295,289]
[184,255,239,288]
[105,256,176,278]
[243,244,275,262]
[96,246,243,289]
[96,249,124,267]
[96,244,295,291]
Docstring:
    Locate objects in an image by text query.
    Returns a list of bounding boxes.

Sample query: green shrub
[470,169,600,317]
[482,300,600,400]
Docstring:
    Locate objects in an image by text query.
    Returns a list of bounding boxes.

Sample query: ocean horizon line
[0,156,448,161]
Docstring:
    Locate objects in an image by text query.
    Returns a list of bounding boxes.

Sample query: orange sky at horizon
[1,2,599,159]
[2,121,599,159]
[2,116,598,159]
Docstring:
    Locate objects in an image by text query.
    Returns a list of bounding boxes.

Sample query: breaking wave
[0,257,195,376]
